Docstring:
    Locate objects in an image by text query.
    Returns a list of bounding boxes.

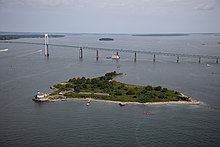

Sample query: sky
[0,0,220,33]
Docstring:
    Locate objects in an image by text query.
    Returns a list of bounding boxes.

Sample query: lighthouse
[44,34,49,56]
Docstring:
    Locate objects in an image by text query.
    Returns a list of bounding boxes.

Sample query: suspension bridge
[1,35,219,64]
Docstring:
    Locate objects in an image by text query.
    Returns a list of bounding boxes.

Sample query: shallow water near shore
[0,34,220,146]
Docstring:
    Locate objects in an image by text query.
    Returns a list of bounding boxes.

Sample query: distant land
[132,34,189,37]
[0,34,65,40]
[99,38,114,41]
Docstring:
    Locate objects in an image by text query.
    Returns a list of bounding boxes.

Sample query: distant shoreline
[0,34,65,40]
[132,34,189,37]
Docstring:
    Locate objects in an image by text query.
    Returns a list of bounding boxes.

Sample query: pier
[1,36,220,64]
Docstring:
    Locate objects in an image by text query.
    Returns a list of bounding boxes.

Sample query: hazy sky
[0,0,220,33]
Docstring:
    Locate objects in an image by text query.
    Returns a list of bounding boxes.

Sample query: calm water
[0,34,220,146]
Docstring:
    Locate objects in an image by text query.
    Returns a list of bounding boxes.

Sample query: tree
[86,78,91,84]
[145,85,153,91]
[154,86,162,91]
[74,86,81,93]
[162,88,168,93]
[82,84,87,89]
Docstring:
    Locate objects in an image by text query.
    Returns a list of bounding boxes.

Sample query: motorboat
[119,102,126,106]
[111,54,120,59]
[86,98,91,106]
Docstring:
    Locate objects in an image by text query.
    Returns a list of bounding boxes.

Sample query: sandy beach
[51,97,201,105]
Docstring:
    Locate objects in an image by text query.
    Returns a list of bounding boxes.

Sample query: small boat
[86,98,91,106]
[119,102,126,106]
[88,98,91,103]
[50,86,55,89]
[106,56,111,59]
[111,54,120,59]
[32,91,49,102]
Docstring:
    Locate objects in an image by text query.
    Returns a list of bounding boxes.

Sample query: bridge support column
[44,34,49,56]
[199,57,201,64]
[216,58,219,64]
[134,52,137,62]
[96,50,99,61]
[79,47,83,59]
[177,56,179,63]
[153,54,156,63]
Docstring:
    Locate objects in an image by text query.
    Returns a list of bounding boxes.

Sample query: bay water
[0,34,220,146]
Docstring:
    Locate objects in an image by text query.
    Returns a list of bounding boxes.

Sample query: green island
[48,71,192,103]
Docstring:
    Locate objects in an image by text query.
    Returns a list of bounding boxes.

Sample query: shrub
[126,89,135,95]
[154,86,162,91]
[74,86,81,93]
[162,88,168,92]
[145,85,153,91]
[82,84,87,89]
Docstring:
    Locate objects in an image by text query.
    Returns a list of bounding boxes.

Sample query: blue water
[0,34,220,146]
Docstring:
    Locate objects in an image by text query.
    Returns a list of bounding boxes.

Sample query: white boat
[111,54,120,59]
[32,91,49,102]
[88,98,91,103]
[86,98,91,106]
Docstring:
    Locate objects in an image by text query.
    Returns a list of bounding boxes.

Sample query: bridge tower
[44,34,49,56]
[134,52,137,62]
[153,54,156,63]
[79,47,83,59]
[96,50,99,61]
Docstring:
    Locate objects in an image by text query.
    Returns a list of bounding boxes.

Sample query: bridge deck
[1,41,219,59]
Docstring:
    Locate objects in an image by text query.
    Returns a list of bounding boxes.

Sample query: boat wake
[16,50,42,57]
[0,48,8,52]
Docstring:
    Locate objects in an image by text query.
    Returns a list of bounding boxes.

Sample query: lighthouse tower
[44,34,49,56]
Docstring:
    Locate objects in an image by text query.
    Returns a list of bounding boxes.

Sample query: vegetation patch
[50,71,182,103]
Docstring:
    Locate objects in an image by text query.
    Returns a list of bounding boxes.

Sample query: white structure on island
[44,34,49,56]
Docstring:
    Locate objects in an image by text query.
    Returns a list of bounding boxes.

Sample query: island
[35,71,199,105]
[99,38,114,41]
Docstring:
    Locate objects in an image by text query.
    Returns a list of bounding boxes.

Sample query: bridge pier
[177,56,179,63]
[96,50,99,61]
[153,54,156,63]
[199,57,201,64]
[134,52,137,62]
[216,58,219,64]
[44,34,49,56]
[79,47,83,59]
